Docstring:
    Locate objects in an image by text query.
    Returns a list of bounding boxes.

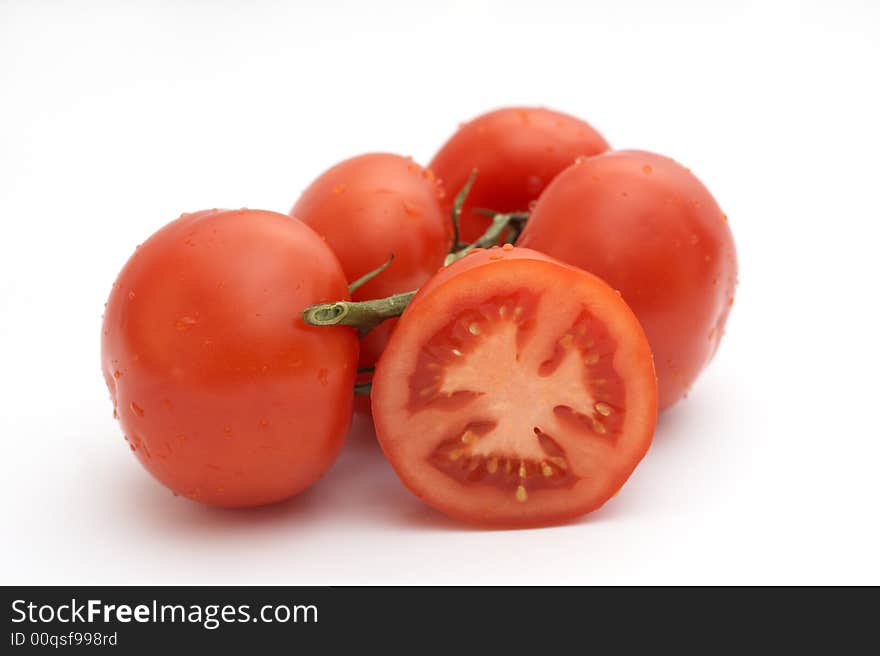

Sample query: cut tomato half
[371,246,658,527]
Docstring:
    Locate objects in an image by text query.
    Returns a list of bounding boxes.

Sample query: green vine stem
[472,208,529,244]
[302,291,416,336]
[301,211,521,336]
[443,211,526,266]
[348,254,394,293]
[450,169,478,251]
[301,179,530,336]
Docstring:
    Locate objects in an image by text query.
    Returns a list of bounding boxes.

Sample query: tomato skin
[291,153,451,368]
[429,107,609,243]
[101,209,358,508]
[371,247,657,528]
[518,150,738,410]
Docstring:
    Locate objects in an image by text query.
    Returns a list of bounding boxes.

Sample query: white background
[2,0,878,585]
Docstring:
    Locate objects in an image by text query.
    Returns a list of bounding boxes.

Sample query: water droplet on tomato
[175,316,197,330]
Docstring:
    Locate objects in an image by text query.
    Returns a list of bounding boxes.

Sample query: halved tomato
[371,246,657,527]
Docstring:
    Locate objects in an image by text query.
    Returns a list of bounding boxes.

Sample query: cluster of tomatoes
[102,107,737,528]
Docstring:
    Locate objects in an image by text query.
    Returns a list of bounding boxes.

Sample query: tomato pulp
[101,209,358,507]
[371,246,657,527]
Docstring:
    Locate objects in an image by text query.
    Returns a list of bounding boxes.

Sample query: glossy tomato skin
[372,247,657,528]
[291,153,451,368]
[429,107,609,243]
[101,209,358,508]
[518,150,738,410]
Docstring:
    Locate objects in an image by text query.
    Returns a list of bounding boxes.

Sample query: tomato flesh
[372,247,656,527]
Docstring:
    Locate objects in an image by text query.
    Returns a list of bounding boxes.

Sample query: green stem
[302,208,530,335]
[444,211,520,266]
[473,208,530,244]
[450,169,478,251]
[349,254,394,293]
[302,291,416,337]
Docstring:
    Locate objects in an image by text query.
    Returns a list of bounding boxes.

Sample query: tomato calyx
[442,209,529,266]
[448,169,529,251]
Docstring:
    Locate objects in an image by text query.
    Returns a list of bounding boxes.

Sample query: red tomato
[429,107,609,243]
[291,153,451,368]
[371,246,657,527]
[518,150,738,410]
[101,209,358,507]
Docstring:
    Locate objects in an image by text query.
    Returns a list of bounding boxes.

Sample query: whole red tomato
[429,107,609,243]
[291,153,450,368]
[371,246,657,527]
[101,209,358,507]
[518,151,738,410]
